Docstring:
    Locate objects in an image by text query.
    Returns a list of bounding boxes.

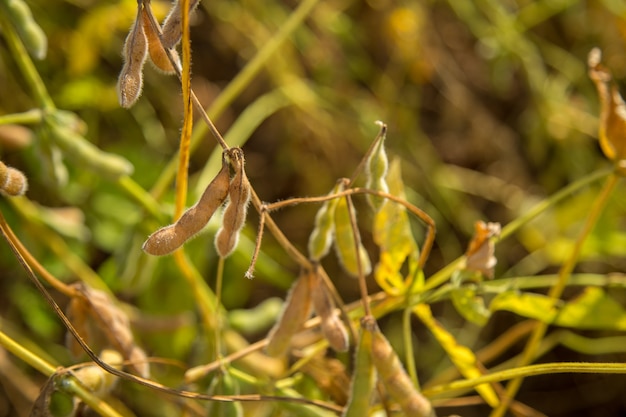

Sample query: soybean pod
[117,3,148,108]
[333,194,372,277]
[44,111,134,180]
[342,320,376,417]
[215,147,251,258]
[364,316,435,417]
[308,181,344,261]
[143,154,230,255]
[0,160,27,196]
[0,0,47,59]
[266,269,313,357]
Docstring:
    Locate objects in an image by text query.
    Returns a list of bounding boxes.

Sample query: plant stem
[0,109,43,125]
[150,0,322,199]
[490,171,620,417]
[423,361,626,398]
[403,307,420,390]
[423,166,611,292]
[0,12,55,110]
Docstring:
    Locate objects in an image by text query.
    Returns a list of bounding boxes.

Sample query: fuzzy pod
[342,322,376,417]
[266,270,313,357]
[333,196,372,277]
[160,0,200,49]
[140,5,178,74]
[0,0,47,59]
[308,182,344,261]
[0,161,28,196]
[44,111,134,180]
[142,155,231,255]
[365,129,389,211]
[311,271,349,352]
[215,148,251,258]
[72,350,123,398]
[321,313,349,352]
[117,5,148,108]
[366,318,435,417]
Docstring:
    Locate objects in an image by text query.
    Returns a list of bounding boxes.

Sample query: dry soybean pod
[266,269,313,357]
[307,181,344,261]
[0,160,28,196]
[342,319,376,417]
[311,269,349,352]
[333,192,372,277]
[140,3,178,74]
[215,148,251,258]
[365,317,435,417]
[143,153,230,255]
[117,3,148,108]
[160,0,200,49]
[0,0,47,60]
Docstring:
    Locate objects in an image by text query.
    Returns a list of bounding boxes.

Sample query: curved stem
[490,172,620,417]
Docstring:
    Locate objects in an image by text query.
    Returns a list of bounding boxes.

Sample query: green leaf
[450,284,491,326]
[414,304,499,408]
[555,287,626,330]
[490,287,626,331]
[489,290,558,322]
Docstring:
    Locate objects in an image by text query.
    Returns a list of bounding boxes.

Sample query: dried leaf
[463,221,500,279]
[588,47,626,161]
[29,375,56,417]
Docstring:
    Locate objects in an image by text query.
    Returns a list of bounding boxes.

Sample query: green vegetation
[2,1,626,416]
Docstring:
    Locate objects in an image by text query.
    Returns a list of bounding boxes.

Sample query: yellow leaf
[414,304,499,407]
[373,159,421,293]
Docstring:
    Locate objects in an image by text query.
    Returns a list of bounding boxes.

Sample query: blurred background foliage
[2,0,626,416]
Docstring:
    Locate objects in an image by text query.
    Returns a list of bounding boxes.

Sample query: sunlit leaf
[414,304,499,407]
[556,287,626,330]
[489,290,558,322]
[373,159,420,294]
[450,284,491,326]
[490,287,626,331]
